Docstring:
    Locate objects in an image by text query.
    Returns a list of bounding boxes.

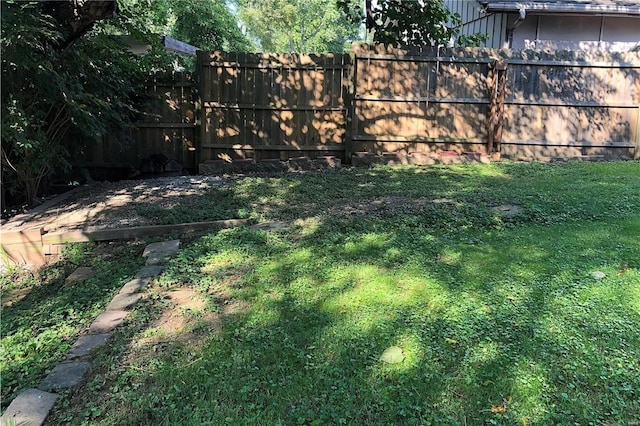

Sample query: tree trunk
[42,0,119,50]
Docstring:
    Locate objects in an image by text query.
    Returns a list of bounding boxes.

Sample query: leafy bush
[0,1,170,207]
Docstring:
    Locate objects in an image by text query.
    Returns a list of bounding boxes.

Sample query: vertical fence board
[79,46,640,173]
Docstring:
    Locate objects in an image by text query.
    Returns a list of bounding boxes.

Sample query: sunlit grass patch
[26,161,640,425]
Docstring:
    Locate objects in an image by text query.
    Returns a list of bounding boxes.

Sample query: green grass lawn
[0,242,146,410]
[4,161,640,425]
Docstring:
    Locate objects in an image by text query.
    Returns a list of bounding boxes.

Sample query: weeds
[6,161,640,425]
[0,242,145,409]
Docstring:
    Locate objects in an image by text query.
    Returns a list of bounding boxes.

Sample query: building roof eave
[481,1,640,16]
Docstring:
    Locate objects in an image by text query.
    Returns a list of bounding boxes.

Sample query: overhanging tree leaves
[1,1,162,207]
[2,0,251,209]
[239,0,360,53]
[338,0,487,47]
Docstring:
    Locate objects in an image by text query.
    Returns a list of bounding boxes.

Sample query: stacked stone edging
[351,151,492,167]
[199,156,342,175]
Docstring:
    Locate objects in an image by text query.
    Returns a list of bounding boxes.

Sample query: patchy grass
[133,185,252,225]
[0,242,145,410]
[9,161,640,425]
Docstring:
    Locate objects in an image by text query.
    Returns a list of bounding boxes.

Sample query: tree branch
[41,0,119,50]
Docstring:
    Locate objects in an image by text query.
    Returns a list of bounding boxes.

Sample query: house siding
[513,15,640,51]
[444,0,508,48]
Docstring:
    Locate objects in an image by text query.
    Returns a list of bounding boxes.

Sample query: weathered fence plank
[86,45,640,171]
[77,72,197,173]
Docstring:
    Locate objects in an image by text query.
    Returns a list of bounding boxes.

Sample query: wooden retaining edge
[0,228,46,265]
[1,219,250,266]
[41,219,252,245]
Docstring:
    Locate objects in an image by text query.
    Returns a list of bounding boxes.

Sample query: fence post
[196,50,206,169]
[635,106,640,160]
[487,59,507,156]
[343,50,356,164]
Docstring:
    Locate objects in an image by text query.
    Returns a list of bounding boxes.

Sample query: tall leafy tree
[170,0,251,52]
[238,0,361,53]
[115,0,252,52]
[338,0,487,47]
[1,0,251,208]
[1,1,167,206]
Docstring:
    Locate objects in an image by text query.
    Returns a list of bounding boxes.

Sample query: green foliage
[0,1,168,206]
[0,242,145,411]
[133,186,251,225]
[1,2,70,204]
[31,161,640,425]
[116,0,252,52]
[338,0,487,47]
[239,0,361,53]
[1,0,251,208]
[170,0,252,52]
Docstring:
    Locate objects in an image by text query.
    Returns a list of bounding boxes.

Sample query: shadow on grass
[37,162,640,425]
[0,242,146,411]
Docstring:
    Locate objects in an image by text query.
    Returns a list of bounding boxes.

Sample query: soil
[132,286,246,351]
[294,196,457,219]
[1,176,229,234]
[2,174,524,235]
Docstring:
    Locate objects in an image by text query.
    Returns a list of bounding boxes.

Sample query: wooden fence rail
[78,72,197,174]
[83,45,640,170]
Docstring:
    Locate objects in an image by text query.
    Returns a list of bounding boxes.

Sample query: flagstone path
[1,239,181,426]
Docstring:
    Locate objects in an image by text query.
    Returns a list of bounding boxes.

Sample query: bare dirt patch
[2,176,229,233]
[295,196,457,218]
[134,287,246,349]
[491,204,523,219]
[135,287,212,346]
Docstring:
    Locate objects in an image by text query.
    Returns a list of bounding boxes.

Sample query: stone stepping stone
[64,267,95,286]
[88,310,128,333]
[105,293,142,311]
[66,333,111,360]
[1,388,57,426]
[119,277,151,295]
[2,286,32,307]
[135,265,165,279]
[39,361,90,391]
[143,240,180,266]
[143,240,180,258]
[253,221,287,231]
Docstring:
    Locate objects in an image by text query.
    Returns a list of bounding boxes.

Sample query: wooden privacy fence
[349,45,639,161]
[196,45,639,165]
[351,44,494,156]
[86,46,639,169]
[79,72,197,173]
[499,49,639,160]
[197,51,350,162]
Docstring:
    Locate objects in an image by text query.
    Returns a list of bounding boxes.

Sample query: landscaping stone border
[351,151,492,167]
[199,156,342,175]
[1,240,181,426]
